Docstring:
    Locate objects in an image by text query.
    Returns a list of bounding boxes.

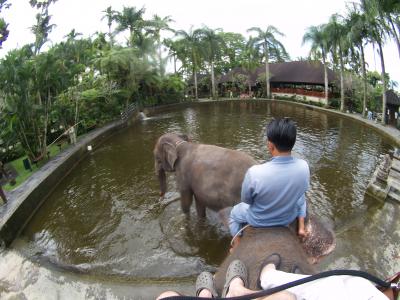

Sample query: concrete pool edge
[1,98,399,247]
[0,118,130,247]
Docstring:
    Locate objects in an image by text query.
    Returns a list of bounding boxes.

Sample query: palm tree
[147,14,175,76]
[302,25,330,106]
[361,0,389,125]
[164,38,185,74]
[197,26,225,99]
[114,6,146,47]
[175,27,203,100]
[101,6,117,47]
[325,14,349,112]
[241,37,261,95]
[64,29,82,42]
[247,26,289,99]
[373,0,400,59]
[345,6,370,117]
[31,12,56,54]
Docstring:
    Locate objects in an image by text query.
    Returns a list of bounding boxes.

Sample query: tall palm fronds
[175,27,203,100]
[248,26,289,98]
[302,25,330,106]
[197,27,225,99]
[147,14,175,76]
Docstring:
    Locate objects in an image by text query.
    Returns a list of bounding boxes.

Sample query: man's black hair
[266,118,296,152]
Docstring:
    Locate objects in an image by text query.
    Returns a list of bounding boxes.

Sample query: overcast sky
[1,0,399,90]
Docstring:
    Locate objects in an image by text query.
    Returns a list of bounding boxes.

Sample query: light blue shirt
[241,156,309,227]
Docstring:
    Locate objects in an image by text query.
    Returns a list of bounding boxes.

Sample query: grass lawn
[3,143,68,191]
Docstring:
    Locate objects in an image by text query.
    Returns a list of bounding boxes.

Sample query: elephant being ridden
[213,213,336,294]
[154,133,257,217]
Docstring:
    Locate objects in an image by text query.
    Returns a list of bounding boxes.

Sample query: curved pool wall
[0,119,129,247]
[1,99,399,299]
[1,99,400,248]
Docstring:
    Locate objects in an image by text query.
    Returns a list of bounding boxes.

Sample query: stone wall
[0,119,130,247]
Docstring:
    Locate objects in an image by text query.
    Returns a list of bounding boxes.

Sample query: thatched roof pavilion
[218,61,337,87]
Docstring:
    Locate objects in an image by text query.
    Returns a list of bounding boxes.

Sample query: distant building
[218,61,337,105]
[384,90,400,127]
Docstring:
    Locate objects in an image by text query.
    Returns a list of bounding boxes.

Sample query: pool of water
[1,100,399,298]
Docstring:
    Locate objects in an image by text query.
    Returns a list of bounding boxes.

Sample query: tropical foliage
[302,0,399,122]
[0,1,399,163]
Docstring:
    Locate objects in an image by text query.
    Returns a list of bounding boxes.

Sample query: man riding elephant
[229,117,309,251]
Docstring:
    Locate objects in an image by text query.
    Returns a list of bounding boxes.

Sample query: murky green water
[1,100,399,299]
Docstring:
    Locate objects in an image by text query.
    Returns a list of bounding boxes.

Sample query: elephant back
[214,226,316,293]
[186,144,257,210]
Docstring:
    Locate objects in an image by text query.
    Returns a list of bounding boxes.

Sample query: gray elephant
[154,133,257,217]
[213,214,336,293]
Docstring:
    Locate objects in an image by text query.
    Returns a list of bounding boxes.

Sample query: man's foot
[195,271,217,297]
[222,260,248,297]
[290,265,304,274]
[298,228,307,238]
[257,253,282,289]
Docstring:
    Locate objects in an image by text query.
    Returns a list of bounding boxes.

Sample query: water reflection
[4,101,399,296]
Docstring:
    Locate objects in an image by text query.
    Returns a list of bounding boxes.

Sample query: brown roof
[219,61,337,86]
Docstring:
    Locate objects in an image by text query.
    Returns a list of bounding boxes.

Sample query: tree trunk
[109,26,113,47]
[360,45,367,118]
[265,49,270,99]
[211,60,216,99]
[173,55,177,74]
[322,52,329,107]
[158,36,163,76]
[193,67,198,100]
[339,53,345,112]
[378,42,387,126]
[248,78,252,95]
[37,91,42,106]
[42,99,49,155]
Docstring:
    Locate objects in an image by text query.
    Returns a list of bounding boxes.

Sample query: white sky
[1,0,399,90]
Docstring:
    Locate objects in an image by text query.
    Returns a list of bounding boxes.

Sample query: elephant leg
[194,195,206,218]
[180,188,193,214]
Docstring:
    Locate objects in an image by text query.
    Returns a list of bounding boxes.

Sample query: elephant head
[154,133,189,196]
[212,209,335,293]
[214,214,336,293]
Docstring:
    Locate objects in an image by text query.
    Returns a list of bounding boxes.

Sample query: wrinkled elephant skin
[214,226,316,293]
[214,214,336,293]
[154,133,257,217]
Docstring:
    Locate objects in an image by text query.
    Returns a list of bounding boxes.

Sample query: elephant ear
[178,134,190,142]
[162,143,178,172]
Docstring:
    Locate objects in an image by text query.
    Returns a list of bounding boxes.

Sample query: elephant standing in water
[214,214,336,293]
[154,133,257,217]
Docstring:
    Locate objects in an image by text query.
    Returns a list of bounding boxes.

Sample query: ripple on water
[6,101,398,295]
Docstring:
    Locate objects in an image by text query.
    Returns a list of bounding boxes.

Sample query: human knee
[156,290,180,299]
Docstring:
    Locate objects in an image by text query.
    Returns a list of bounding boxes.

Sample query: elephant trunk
[158,168,167,197]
